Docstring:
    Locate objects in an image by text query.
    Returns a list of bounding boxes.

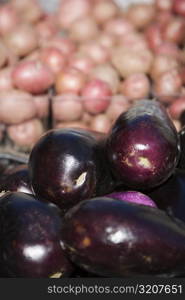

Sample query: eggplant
[148,169,185,223]
[0,165,32,194]
[61,197,185,277]
[0,192,73,278]
[178,126,185,170]
[106,100,180,190]
[29,128,115,212]
[106,191,157,207]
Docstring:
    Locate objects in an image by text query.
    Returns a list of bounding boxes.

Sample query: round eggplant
[61,197,185,277]
[0,192,73,278]
[29,128,115,212]
[106,100,180,190]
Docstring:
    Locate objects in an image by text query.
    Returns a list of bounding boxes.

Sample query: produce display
[0,0,185,151]
[1,0,185,278]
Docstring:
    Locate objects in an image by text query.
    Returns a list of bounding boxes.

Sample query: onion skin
[33,95,49,118]
[93,1,118,24]
[12,60,54,94]
[0,90,36,124]
[106,95,130,122]
[68,54,95,75]
[106,100,180,190]
[150,55,179,80]
[69,17,99,42]
[103,17,134,36]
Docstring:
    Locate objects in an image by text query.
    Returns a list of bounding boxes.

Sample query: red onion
[7,118,44,148]
[40,47,67,75]
[153,69,182,96]
[93,0,118,24]
[33,95,49,118]
[97,32,116,49]
[120,73,150,101]
[106,94,130,122]
[150,54,179,80]
[156,0,173,11]
[44,36,76,57]
[0,4,19,36]
[12,60,54,94]
[52,94,83,121]
[55,68,86,94]
[154,42,182,60]
[69,17,99,42]
[162,17,185,44]
[57,0,92,29]
[4,24,38,57]
[111,47,153,77]
[55,121,88,130]
[0,90,36,124]
[119,32,148,51]
[168,97,185,119]
[68,54,95,74]
[79,42,109,64]
[173,0,185,16]
[90,64,119,94]
[145,23,163,50]
[103,17,134,36]
[12,0,43,24]
[90,114,111,133]
[82,79,112,114]
[127,4,156,29]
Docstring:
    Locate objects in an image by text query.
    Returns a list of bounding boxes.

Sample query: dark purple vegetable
[178,126,185,170]
[148,169,185,223]
[106,191,157,207]
[0,192,73,278]
[0,165,32,194]
[106,100,180,190]
[61,197,185,277]
[29,128,115,212]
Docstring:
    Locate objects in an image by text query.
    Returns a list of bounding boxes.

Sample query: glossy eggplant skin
[61,197,185,277]
[0,192,73,278]
[178,126,185,170]
[0,165,32,194]
[106,100,180,190]
[29,128,115,211]
[148,169,185,223]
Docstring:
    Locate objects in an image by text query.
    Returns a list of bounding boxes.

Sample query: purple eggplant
[0,165,32,194]
[178,126,185,170]
[106,100,180,190]
[148,169,185,223]
[106,191,157,207]
[0,192,73,278]
[28,128,115,212]
[61,197,185,277]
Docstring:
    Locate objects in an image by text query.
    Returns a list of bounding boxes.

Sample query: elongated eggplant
[148,169,185,223]
[0,192,73,278]
[106,100,180,190]
[61,197,185,277]
[29,128,115,212]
